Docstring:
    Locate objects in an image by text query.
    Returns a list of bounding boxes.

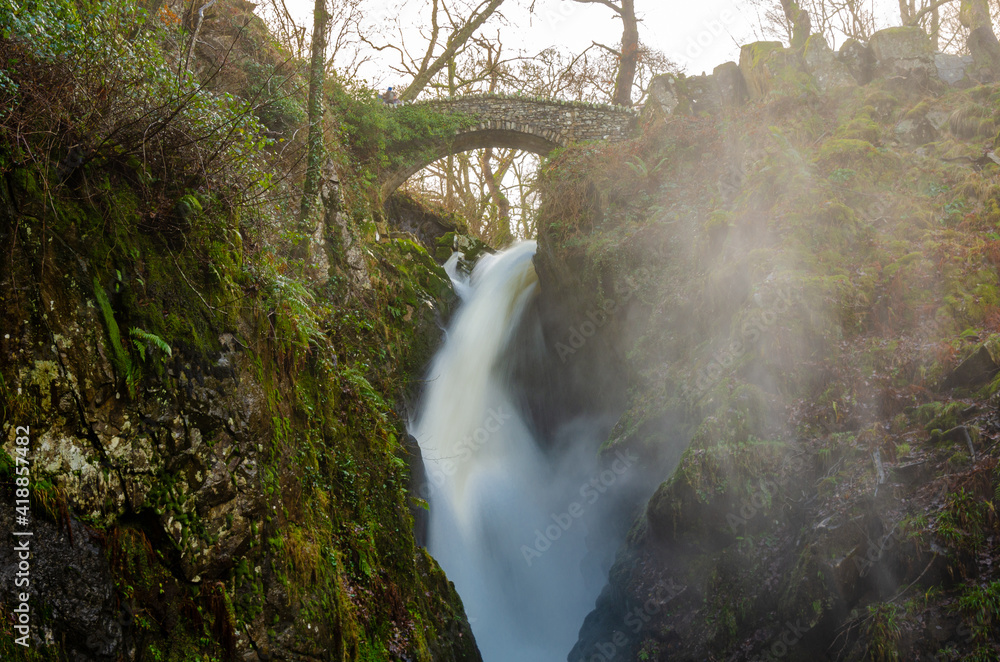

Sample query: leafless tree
[748,0,877,45]
[562,0,639,106]
[256,0,370,82]
[745,0,988,50]
[357,0,509,101]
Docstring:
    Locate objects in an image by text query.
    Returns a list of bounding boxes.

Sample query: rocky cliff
[0,2,484,658]
[536,27,1000,662]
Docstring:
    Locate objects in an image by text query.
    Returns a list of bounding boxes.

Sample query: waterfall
[412,241,622,661]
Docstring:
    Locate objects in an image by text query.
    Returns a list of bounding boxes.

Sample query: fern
[625,157,648,177]
[264,273,325,351]
[625,156,669,178]
[130,327,172,361]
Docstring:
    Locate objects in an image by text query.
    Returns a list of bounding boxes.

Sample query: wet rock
[892,460,929,485]
[894,116,938,145]
[934,52,975,86]
[803,34,855,93]
[0,512,127,659]
[405,433,429,547]
[839,38,875,85]
[941,336,1000,389]
[869,26,934,80]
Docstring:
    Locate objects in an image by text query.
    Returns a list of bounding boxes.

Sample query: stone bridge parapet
[380,95,638,197]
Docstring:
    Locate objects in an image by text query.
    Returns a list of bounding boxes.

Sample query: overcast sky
[273,0,774,86]
[270,1,910,91]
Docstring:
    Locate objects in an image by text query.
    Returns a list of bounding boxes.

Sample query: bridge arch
[379,95,637,199]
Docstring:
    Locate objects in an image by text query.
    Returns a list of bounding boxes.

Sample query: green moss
[949,104,997,139]
[913,401,965,431]
[837,116,881,142]
[93,276,140,396]
[739,42,787,98]
[817,138,889,172]
[740,41,785,68]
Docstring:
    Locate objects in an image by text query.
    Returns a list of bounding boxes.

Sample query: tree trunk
[612,0,638,106]
[780,0,811,49]
[481,148,510,234]
[299,0,330,225]
[960,0,1000,80]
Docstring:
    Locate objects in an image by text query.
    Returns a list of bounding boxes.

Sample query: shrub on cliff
[0,0,273,215]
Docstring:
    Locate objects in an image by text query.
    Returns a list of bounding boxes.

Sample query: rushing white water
[412,241,616,661]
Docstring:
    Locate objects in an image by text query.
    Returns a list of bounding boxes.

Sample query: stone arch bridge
[380,95,639,198]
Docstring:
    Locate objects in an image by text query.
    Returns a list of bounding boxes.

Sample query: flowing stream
[412,241,622,661]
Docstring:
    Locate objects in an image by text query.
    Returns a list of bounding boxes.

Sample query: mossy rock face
[816,137,898,179]
[538,34,1000,660]
[869,26,935,79]
[0,156,480,660]
[870,26,933,59]
[646,73,682,116]
[837,115,882,143]
[713,62,749,108]
[739,41,790,99]
[803,34,856,93]
[385,192,469,256]
[839,38,876,84]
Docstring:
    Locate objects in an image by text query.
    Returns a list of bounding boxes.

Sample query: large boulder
[739,41,787,99]
[869,26,934,80]
[803,34,856,93]
[713,61,748,108]
[646,73,680,115]
[942,335,1000,390]
[893,116,938,145]
[645,72,728,116]
[684,73,722,115]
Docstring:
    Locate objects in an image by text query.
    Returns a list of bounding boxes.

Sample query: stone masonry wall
[414,95,638,146]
